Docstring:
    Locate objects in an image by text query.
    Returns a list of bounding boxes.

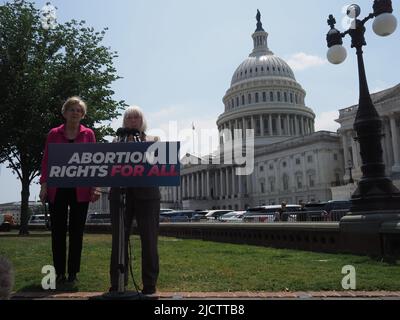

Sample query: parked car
[28,214,47,225]
[219,211,246,222]
[160,208,174,213]
[205,210,234,221]
[159,210,197,223]
[191,210,209,222]
[323,200,351,221]
[296,201,351,222]
[297,202,327,222]
[86,213,111,224]
[243,205,301,223]
[0,214,15,232]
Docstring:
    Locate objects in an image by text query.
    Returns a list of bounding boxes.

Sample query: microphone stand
[100,128,143,300]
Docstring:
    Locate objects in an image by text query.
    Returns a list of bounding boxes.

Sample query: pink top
[40,124,96,203]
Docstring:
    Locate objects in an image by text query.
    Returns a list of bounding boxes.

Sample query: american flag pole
[192,122,195,155]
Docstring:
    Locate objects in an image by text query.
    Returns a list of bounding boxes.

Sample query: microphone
[116,128,143,142]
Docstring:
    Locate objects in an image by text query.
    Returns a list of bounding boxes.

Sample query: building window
[270,179,275,192]
[260,166,264,172]
[269,164,274,170]
[248,94,252,104]
[236,97,239,107]
[284,92,288,102]
[296,158,301,165]
[260,183,265,194]
[282,161,287,168]
[242,95,245,105]
[263,92,267,102]
[270,92,274,102]
[334,153,338,161]
[295,94,298,104]
[283,174,289,191]
[290,93,294,103]
[297,175,303,189]
[277,92,281,102]
[264,118,269,135]
[307,155,313,163]
[308,174,315,188]
[261,67,264,72]
[255,118,260,136]
[255,92,259,103]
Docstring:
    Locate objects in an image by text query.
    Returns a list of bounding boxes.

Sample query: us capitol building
[89,13,400,215]
[158,13,400,211]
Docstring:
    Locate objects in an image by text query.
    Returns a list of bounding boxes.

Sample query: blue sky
[1,0,399,203]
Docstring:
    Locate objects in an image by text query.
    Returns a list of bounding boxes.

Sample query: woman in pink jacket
[39,96,100,285]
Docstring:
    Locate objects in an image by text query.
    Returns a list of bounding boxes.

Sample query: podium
[47,133,180,300]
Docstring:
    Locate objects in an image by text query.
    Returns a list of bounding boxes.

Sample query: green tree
[0,0,125,234]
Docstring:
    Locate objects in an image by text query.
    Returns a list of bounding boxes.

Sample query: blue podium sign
[47,142,180,187]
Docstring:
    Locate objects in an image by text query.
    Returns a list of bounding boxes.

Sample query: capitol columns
[341,130,350,180]
[294,115,300,136]
[277,114,282,135]
[269,115,273,136]
[389,113,400,172]
[259,115,264,136]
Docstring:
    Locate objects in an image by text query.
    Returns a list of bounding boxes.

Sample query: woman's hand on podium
[91,187,101,202]
[39,183,47,203]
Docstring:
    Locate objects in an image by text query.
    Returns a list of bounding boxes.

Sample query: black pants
[109,188,160,289]
[49,188,89,276]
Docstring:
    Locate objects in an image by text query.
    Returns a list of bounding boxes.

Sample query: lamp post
[326,0,400,256]
[347,160,354,184]
[326,0,400,211]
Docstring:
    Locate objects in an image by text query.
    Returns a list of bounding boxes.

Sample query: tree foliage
[0,0,125,233]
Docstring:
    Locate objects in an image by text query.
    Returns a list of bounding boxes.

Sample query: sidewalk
[11,291,400,300]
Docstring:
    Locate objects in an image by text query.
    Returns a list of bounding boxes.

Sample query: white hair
[0,256,14,300]
[122,106,147,132]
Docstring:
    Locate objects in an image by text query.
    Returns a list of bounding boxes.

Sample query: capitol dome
[231,54,296,86]
[217,11,316,148]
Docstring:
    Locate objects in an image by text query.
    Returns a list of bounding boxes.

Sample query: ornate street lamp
[326,1,400,249]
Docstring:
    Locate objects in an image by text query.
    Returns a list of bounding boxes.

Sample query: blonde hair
[61,96,87,117]
[123,105,147,132]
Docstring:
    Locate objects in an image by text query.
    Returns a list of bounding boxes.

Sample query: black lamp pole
[326,0,400,214]
[348,160,354,184]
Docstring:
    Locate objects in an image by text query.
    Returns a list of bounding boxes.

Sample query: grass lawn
[0,231,399,292]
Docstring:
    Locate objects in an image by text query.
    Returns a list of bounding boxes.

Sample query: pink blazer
[40,124,96,203]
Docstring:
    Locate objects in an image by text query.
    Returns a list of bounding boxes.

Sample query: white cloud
[315,110,340,132]
[286,52,327,71]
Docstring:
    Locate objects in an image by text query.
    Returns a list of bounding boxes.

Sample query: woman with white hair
[109,106,161,296]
